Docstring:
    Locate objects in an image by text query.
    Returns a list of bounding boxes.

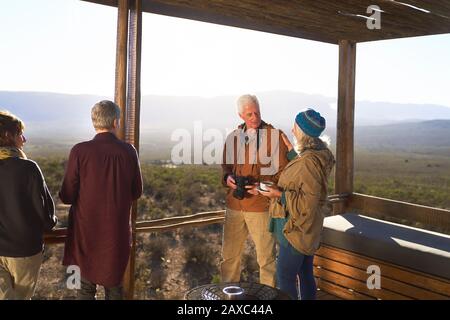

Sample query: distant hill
[0,90,338,138]
[355,101,450,124]
[1,91,450,158]
[353,120,450,155]
[2,90,450,133]
[0,91,104,140]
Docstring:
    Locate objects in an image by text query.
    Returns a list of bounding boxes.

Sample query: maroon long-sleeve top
[59,132,143,287]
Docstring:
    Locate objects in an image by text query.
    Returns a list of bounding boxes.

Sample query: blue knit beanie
[295,108,326,138]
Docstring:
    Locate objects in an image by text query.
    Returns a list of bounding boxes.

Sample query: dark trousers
[276,242,317,300]
[78,278,123,300]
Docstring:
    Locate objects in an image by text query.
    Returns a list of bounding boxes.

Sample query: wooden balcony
[44,192,450,300]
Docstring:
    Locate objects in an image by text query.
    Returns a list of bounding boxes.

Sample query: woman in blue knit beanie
[260,108,335,300]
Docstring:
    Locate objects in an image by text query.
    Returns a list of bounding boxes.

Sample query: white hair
[237,94,260,114]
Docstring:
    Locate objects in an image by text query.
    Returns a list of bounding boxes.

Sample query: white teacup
[259,181,275,191]
[223,286,245,300]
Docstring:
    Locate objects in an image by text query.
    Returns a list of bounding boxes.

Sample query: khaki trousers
[0,252,43,300]
[220,208,276,287]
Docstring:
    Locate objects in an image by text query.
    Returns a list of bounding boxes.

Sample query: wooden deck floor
[317,288,342,300]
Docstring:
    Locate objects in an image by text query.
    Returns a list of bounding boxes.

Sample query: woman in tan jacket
[260,108,335,300]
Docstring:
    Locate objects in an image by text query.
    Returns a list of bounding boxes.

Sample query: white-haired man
[220,94,289,287]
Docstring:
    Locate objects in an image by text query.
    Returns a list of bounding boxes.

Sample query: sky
[1,0,450,107]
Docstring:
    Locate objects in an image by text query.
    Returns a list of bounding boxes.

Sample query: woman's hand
[259,186,282,199]
[281,132,293,152]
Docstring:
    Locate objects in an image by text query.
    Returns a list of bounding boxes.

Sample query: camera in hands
[232,176,252,200]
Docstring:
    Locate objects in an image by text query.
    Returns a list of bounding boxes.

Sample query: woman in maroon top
[59,100,142,300]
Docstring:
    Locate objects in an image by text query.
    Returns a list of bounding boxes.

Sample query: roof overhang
[82,0,450,44]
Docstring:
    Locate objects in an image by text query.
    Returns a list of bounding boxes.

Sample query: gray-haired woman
[259,108,335,300]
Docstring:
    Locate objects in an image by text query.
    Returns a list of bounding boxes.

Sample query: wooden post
[114,0,129,141]
[122,0,142,300]
[125,0,142,149]
[334,40,356,214]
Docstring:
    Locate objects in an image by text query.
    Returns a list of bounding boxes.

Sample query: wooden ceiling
[82,0,450,44]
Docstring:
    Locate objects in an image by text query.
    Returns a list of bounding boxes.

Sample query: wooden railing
[44,194,352,244]
[346,193,450,233]
[44,210,226,244]
[136,210,225,233]
[44,192,450,245]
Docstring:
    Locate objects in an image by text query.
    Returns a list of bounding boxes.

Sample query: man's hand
[281,132,293,152]
[226,175,237,190]
[245,184,259,196]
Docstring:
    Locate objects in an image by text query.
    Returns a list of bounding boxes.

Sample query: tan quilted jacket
[269,147,335,255]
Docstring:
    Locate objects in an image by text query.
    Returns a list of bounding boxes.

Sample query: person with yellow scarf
[0,110,57,300]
